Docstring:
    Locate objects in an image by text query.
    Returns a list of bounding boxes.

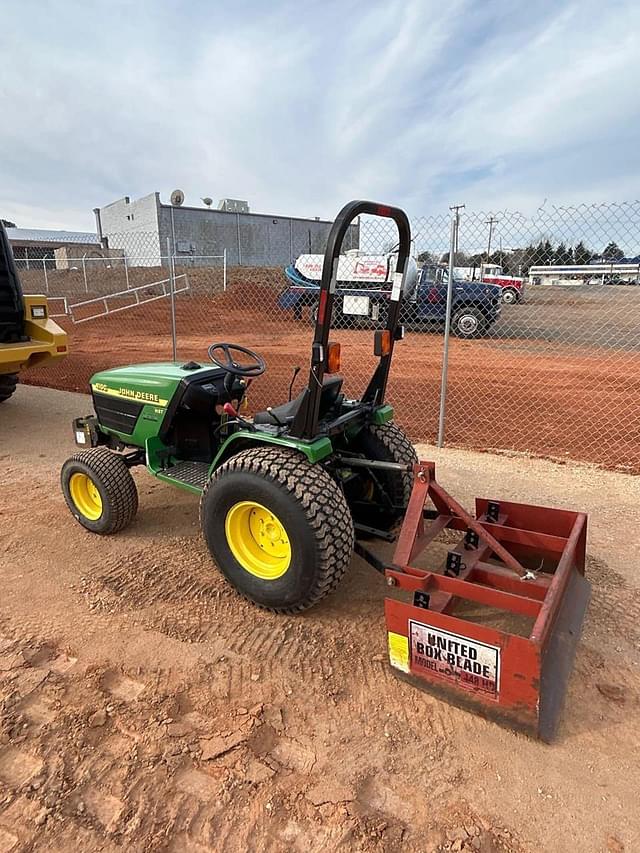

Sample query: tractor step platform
[384,461,590,742]
[161,460,209,490]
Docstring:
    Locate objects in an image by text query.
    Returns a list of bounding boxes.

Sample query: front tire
[0,373,18,402]
[200,447,354,613]
[451,306,487,339]
[61,448,138,534]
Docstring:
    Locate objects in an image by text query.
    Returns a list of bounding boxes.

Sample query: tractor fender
[208,430,333,477]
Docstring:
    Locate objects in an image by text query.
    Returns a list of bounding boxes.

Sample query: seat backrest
[318,374,343,416]
[253,374,344,427]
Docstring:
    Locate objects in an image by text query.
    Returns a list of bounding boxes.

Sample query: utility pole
[437,203,465,448]
[450,204,465,261]
[485,215,498,261]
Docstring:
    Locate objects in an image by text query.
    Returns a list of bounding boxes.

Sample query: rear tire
[200,446,354,613]
[501,287,518,304]
[61,448,138,534]
[0,373,18,402]
[346,422,418,527]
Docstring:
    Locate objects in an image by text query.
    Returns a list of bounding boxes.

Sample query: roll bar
[289,200,412,439]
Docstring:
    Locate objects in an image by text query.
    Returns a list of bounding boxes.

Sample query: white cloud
[0,0,638,231]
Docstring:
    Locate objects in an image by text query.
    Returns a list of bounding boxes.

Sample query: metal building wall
[157,204,359,266]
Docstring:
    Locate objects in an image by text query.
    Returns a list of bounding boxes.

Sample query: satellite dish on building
[202,197,213,208]
[170,189,185,206]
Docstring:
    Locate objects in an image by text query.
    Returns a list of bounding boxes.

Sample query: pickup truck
[279,263,502,339]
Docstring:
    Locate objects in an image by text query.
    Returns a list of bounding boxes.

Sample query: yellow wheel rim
[69,472,103,521]
[225,501,291,580]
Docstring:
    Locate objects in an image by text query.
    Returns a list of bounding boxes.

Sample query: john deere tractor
[61,201,418,613]
[0,222,68,401]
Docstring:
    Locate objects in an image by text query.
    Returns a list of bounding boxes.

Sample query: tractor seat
[253,375,343,426]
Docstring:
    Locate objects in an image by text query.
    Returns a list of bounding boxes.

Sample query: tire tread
[200,446,354,614]
[362,422,418,508]
[0,373,18,402]
[62,447,138,533]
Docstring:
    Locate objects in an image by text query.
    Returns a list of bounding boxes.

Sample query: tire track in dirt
[93,542,224,608]
[21,522,640,808]
[8,517,637,850]
[84,534,487,779]
[2,583,529,853]
[77,540,471,813]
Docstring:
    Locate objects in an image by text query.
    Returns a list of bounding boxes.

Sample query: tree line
[419,240,630,275]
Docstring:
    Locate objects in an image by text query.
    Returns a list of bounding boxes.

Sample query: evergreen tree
[520,242,538,274]
[573,241,593,264]
[602,241,624,261]
[554,242,573,264]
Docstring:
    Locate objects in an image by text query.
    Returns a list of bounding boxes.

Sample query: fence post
[42,258,49,294]
[167,238,178,361]
[437,204,464,447]
[223,248,227,292]
[124,255,130,290]
[236,213,242,265]
[25,247,30,270]
[82,254,88,293]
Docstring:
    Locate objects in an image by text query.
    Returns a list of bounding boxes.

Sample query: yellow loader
[0,221,68,401]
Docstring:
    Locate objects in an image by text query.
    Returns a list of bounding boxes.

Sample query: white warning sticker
[409,621,500,697]
[390,272,403,301]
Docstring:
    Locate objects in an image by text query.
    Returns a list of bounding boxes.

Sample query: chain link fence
[17,201,640,473]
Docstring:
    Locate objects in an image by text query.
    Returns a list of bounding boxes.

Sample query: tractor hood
[90,362,214,408]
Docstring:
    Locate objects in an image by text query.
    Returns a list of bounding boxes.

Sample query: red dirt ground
[3,386,640,852]
[24,285,640,473]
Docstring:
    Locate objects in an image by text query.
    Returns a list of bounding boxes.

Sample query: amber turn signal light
[326,342,341,373]
[374,330,391,357]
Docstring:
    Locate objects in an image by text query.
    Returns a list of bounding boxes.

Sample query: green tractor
[61,201,418,613]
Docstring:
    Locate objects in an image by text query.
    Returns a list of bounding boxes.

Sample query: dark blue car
[279,263,502,339]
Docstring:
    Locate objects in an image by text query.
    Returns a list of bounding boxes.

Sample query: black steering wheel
[207,342,266,377]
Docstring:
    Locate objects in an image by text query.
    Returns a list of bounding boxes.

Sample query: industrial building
[95,192,359,267]
[528,261,640,286]
[6,227,101,266]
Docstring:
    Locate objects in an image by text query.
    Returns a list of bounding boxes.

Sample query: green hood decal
[90,362,215,409]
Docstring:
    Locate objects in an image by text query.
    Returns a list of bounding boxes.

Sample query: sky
[2,0,640,232]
